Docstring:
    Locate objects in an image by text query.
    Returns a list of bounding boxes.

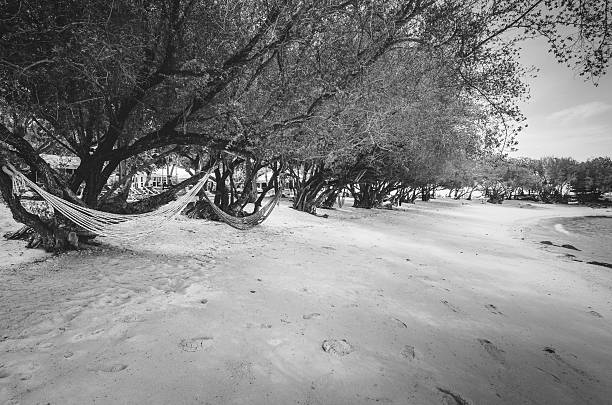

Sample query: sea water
[555,216,612,263]
[558,216,612,239]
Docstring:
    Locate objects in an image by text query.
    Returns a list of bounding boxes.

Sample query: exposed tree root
[3,225,34,241]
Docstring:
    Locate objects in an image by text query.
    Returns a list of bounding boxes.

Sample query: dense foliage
[1,0,611,249]
[441,156,612,204]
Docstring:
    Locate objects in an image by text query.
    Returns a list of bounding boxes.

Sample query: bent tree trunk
[421,186,431,201]
[397,187,419,204]
[184,158,276,221]
[351,182,390,208]
[0,167,82,251]
[293,169,328,214]
[105,167,214,214]
[228,158,260,214]
[352,183,378,208]
[253,165,281,212]
[487,185,505,204]
[466,187,475,200]
[319,187,341,209]
[0,138,96,250]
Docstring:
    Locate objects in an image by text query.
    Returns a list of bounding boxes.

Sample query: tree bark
[293,168,328,214]
[0,163,81,250]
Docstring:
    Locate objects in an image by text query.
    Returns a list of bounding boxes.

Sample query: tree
[572,157,612,201]
[1,0,611,249]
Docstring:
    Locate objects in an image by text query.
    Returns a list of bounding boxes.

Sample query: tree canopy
[1,0,611,249]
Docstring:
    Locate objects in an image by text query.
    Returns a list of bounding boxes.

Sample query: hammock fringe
[202,189,281,230]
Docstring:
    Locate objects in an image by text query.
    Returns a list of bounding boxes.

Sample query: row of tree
[1,1,611,250]
[440,156,612,204]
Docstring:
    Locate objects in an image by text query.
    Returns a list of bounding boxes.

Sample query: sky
[511,38,612,160]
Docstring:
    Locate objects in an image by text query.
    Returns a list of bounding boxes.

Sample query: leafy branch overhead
[0,0,610,249]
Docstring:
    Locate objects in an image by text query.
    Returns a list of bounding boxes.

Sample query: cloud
[547,101,612,124]
[513,123,612,160]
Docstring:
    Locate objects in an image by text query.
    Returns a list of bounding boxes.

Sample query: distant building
[130,166,211,190]
[38,154,80,182]
[255,168,273,191]
[255,168,295,193]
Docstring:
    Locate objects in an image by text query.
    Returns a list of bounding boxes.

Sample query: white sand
[1,200,611,404]
[0,205,49,268]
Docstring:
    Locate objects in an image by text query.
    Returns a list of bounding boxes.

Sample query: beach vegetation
[1,1,611,250]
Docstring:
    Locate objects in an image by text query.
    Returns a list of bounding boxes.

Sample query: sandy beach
[1,199,611,405]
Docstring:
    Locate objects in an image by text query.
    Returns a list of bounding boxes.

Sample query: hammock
[202,189,282,231]
[2,164,213,239]
[2,163,281,236]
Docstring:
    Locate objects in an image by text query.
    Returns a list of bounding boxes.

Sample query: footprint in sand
[391,317,408,328]
[484,304,504,315]
[37,342,54,351]
[322,339,354,356]
[437,387,471,405]
[542,346,596,381]
[535,366,561,383]
[71,328,105,342]
[121,314,146,323]
[225,360,255,386]
[179,336,214,352]
[87,363,128,373]
[477,338,506,364]
[365,397,392,403]
[400,345,416,360]
[441,300,459,313]
[588,310,603,318]
[5,362,41,381]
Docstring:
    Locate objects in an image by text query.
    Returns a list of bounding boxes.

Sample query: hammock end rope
[3,165,214,239]
[2,164,28,196]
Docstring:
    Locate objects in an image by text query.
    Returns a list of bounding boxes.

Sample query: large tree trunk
[352,183,376,208]
[319,187,340,209]
[352,182,390,208]
[292,167,328,214]
[102,168,211,214]
[421,186,431,201]
[0,166,83,251]
[253,164,281,212]
[487,185,505,204]
[0,130,96,251]
[81,162,106,207]
[98,147,181,207]
[228,158,260,214]
[466,187,474,200]
[184,160,279,221]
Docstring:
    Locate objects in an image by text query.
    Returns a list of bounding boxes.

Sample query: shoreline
[524,212,612,266]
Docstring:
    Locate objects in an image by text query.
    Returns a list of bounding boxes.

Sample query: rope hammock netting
[1,163,281,237]
[201,190,282,231]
